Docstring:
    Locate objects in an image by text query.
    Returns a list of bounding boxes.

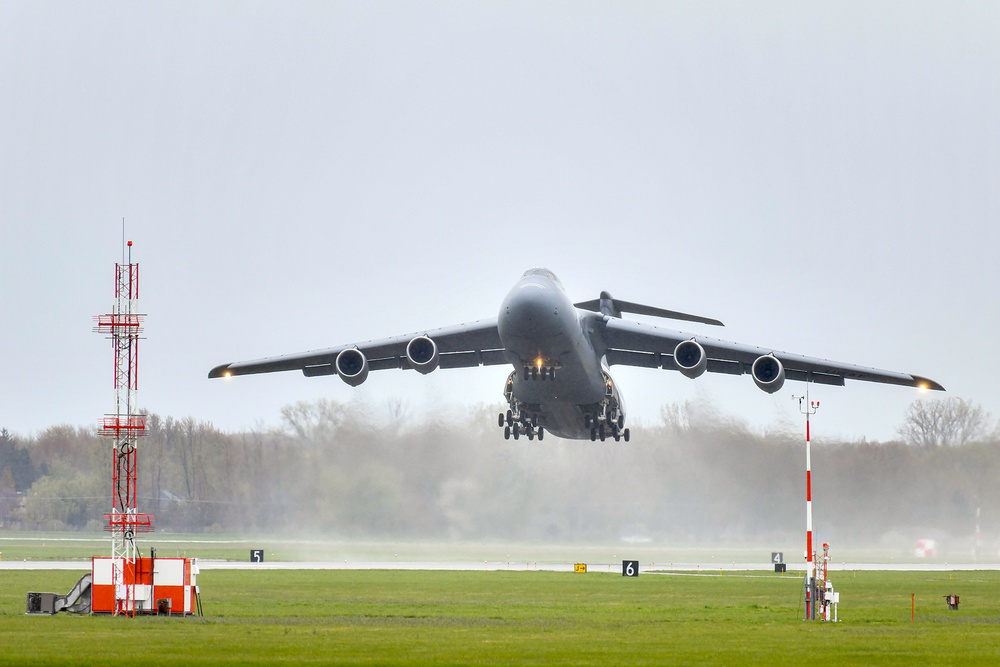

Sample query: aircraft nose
[499,281,563,339]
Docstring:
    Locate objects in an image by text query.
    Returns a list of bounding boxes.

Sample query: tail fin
[575,291,724,326]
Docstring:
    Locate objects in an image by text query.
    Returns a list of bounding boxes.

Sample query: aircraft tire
[599,425,606,442]
[624,428,630,442]
[504,425,510,440]
[590,427,596,442]
[498,413,504,427]
[538,427,544,441]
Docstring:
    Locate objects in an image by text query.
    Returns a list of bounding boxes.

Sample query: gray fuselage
[497,269,620,439]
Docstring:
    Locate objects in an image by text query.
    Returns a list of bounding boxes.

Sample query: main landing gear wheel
[504,425,511,440]
[498,413,505,427]
[538,427,544,441]
[610,427,631,443]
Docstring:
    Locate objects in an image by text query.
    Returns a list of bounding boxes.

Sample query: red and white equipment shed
[91,556,199,615]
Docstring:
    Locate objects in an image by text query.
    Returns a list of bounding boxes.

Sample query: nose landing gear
[523,365,557,381]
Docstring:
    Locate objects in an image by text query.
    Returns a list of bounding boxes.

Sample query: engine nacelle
[751,354,785,394]
[673,339,707,379]
[406,335,439,374]
[335,348,369,386]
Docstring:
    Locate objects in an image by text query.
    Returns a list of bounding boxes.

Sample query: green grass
[2,568,1000,665]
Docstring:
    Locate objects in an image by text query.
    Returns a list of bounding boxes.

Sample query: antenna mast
[94,236,153,616]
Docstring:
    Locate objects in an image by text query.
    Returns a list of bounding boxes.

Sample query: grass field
[3,567,1000,665]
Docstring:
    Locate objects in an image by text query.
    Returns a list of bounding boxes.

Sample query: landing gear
[522,365,558,381]
[499,372,545,441]
[582,397,630,444]
[503,419,545,442]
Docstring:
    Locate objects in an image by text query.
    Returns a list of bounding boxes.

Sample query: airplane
[209,268,944,442]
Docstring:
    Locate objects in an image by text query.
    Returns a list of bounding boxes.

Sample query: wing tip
[208,363,233,379]
[912,375,945,391]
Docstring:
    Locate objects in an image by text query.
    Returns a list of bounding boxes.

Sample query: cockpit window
[522,268,562,286]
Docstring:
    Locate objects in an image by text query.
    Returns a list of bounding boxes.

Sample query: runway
[3,559,1000,572]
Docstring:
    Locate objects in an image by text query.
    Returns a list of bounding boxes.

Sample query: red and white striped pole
[795,387,819,620]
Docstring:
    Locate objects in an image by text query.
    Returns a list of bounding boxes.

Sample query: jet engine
[673,339,708,379]
[751,354,785,393]
[406,335,439,374]
[335,348,369,386]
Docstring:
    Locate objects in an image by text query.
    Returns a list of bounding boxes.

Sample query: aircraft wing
[601,318,944,390]
[208,318,506,378]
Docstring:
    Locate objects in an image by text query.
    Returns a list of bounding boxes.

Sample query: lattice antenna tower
[93,238,153,616]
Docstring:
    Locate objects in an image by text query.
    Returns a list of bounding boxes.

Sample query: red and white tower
[794,388,819,620]
[93,240,153,616]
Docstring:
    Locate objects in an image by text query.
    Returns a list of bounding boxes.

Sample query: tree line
[1,397,997,553]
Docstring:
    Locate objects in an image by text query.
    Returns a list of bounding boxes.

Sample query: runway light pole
[793,386,819,620]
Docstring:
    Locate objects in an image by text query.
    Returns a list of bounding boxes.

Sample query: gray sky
[1,2,997,442]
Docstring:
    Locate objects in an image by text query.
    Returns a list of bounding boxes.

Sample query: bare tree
[898,397,995,447]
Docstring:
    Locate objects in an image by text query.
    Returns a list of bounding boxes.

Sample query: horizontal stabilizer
[575,292,724,326]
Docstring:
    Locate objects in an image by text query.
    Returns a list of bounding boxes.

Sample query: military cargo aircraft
[209,268,943,441]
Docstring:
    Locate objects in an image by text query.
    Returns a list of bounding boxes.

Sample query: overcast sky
[1,2,997,442]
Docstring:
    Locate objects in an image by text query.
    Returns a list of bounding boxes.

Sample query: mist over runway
[4,536,998,573]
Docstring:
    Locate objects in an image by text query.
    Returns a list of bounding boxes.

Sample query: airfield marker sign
[250,550,264,563]
[622,560,639,577]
